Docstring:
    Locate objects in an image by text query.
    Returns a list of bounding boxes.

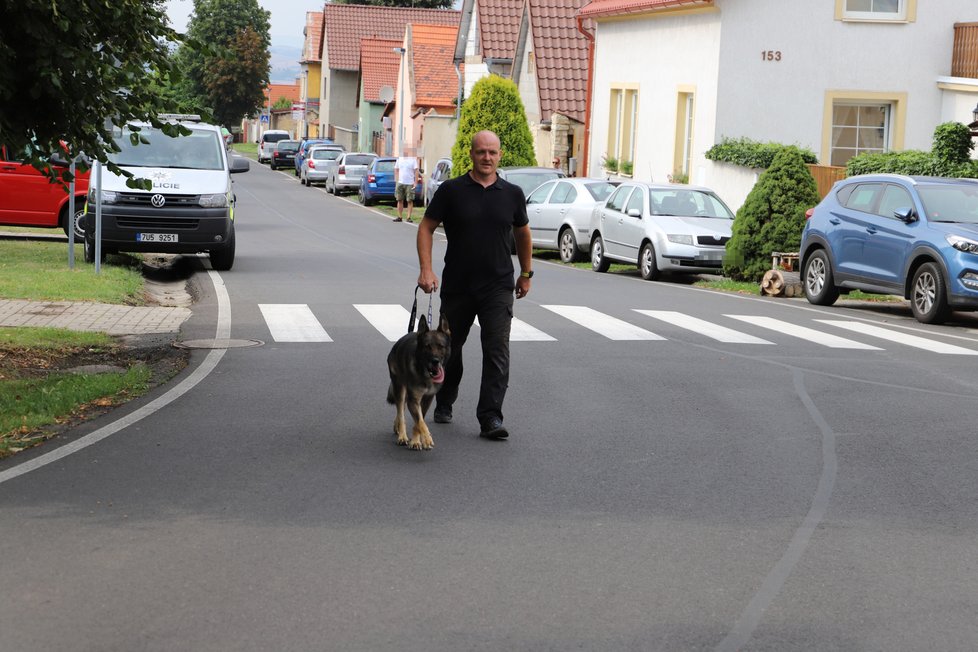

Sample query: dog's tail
[386,381,395,405]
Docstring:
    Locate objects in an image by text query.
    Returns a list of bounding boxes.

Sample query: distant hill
[270,45,302,84]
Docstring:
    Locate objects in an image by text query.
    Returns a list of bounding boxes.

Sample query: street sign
[260,114,269,124]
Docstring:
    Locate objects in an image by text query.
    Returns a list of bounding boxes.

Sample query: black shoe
[433,405,452,424]
[479,416,508,440]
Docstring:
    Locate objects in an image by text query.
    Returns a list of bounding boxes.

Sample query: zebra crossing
[254,303,978,356]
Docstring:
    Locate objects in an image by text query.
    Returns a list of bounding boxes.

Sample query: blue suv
[801,174,978,324]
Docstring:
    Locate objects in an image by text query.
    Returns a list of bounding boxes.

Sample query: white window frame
[836,0,916,23]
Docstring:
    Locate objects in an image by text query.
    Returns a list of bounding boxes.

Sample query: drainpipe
[576,15,595,178]
[455,62,463,120]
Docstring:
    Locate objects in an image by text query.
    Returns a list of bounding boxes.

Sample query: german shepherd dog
[386,313,451,450]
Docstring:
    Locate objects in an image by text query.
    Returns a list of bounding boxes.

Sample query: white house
[578,0,978,210]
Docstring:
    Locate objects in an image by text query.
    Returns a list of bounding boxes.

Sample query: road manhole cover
[173,338,264,350]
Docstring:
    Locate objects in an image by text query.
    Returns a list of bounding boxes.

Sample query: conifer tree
[451,76,536,176]
[724,147,820,281]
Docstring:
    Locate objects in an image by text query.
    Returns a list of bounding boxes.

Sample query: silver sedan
[525,178,619,263]
[589,182,735,280]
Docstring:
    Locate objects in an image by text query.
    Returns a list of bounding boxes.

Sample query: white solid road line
[355,304,413,342]
[258,304,332,342]
[0,270,232,486]
[726,315,882,350]
[542,305,665,341]
[635,310,775,344]
[816,320,978,355]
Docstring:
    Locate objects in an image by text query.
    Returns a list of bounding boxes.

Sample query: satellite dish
[379,85,395,104]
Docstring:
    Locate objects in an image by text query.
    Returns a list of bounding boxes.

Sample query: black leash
[407,284,434,333]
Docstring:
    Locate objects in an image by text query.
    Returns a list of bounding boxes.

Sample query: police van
[84,114,249,270]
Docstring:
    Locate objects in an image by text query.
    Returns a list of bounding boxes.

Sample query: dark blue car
[801,174,978,324]
[358,157,423,207]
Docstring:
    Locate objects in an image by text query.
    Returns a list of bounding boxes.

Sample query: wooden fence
[806,164,846,199]
[953,22,978,79]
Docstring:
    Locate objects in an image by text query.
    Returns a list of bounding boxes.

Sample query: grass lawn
[0,240,145,304]
[0,240,174,458]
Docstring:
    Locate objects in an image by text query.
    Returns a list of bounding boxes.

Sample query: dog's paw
[422,432,435,449]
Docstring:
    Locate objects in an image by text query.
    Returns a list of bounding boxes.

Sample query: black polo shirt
[425,172,528,295]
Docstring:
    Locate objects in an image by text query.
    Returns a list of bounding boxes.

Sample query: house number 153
[762,50,782,61]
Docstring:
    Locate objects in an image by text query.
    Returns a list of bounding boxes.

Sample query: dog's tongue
[432,365,445,384]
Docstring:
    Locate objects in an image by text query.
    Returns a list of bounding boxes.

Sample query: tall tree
[451,76,535,177]
[0,0,184,177]
[173,0,271,129]
[331,0,455,7]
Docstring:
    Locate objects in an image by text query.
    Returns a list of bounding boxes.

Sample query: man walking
[416,130,533,440]
[394,148,420,223]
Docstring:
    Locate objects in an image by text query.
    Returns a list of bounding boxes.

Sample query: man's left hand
[515,276,531,299]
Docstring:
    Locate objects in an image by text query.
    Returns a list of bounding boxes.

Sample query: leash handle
[408,284,421,333]
[426,292,433,329]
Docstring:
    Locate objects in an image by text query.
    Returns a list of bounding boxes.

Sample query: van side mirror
[893,207,916,223]
[230,158,250,174]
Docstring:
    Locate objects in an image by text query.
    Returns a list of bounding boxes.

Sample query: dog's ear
[417,315,429,333]
[438,312,451,337]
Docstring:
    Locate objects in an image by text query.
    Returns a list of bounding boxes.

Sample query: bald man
[416,130,533,440]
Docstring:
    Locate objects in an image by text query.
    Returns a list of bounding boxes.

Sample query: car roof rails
[158,113,202,122]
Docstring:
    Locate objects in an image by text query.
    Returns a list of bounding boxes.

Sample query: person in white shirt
[393,148,420,223]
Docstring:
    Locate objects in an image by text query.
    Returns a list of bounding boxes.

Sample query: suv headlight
[667,234,694,245]
[946,234,978,254]
[198,193,228,208]
[87,188,117,204]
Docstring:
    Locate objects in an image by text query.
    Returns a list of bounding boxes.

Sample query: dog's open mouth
[429,363,445,384]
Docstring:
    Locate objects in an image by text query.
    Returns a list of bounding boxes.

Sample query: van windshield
[107,127,225,171]
[262,133,290,144]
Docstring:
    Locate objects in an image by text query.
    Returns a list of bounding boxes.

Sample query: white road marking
[816,320,978,355]
[472,317,557,341]
[1,270,232,486]
[542,305,664,340]
[355,304,412,342]
[725,315,882,350]
[634,310,774,344]
[258,304,332,342]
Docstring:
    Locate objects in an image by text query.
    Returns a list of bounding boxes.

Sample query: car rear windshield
[504,172,562,196]
[107,127,225,171]
[263,133,290,144]
[346,155,376,166]
[375,160,396,173]
[277,141,299,152]
[650,189,733,219]
[311,149,342,160]
[584,182,618,201]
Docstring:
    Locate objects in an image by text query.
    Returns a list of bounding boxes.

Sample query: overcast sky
[165,0,325,50]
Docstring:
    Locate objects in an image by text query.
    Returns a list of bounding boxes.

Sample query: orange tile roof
[360,38,402,104]
[578,0,712,18]
[264,82,301,107]
[412,24,462,109]
[478,0,524,60]
[322,4,460,71]
[525,0,591,124]
[303,11,323,63]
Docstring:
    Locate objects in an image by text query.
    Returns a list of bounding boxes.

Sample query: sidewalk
[0,299,191,335]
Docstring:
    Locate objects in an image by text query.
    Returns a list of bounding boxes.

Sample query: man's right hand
[418,270,438,294]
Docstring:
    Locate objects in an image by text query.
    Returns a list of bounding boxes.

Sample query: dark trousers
[437,287,514,426]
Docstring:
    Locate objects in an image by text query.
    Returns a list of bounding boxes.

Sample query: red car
[0,144,89,238]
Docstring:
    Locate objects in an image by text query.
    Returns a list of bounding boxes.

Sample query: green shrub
[620,160,633,175]
[601,155,618,172]
[451,75,535,176]
[706,137,818,169]
[723,147,819,282]
[845,122,978,178]
[933,121,974,165]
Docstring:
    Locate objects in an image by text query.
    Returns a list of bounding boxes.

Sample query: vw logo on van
[151,194,166,208]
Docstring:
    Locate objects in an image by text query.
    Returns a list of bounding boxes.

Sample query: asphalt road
[4,160,978,651]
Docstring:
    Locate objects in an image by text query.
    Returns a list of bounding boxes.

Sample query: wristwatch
[520,270,534,279]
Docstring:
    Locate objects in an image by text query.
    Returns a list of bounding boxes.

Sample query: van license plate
[137,233,179,243]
